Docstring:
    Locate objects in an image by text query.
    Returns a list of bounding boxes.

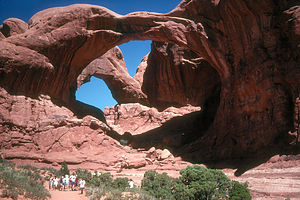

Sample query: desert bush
[229,181,251,200]
[86,187,106,200]
[76,168,92,181]
[104,188,123,200]
[59,161,70,176]
[111,177,129,191]
[84,165,251,200]
[140,165,251,200]
[141,170,176,200]
[87,172,113,188]
[178,165,232,200]
[0,161,50,200]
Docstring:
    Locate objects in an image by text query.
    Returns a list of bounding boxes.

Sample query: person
[49,177,53,190]
[70,173,77,191]
[129,179,134,189]
[79,179,86,194]
[61,176,66,191]
[53,176,59,190]
[64,175,70,191]
[75,176,79,190]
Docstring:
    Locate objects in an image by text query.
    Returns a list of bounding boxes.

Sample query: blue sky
[0,0,181,110]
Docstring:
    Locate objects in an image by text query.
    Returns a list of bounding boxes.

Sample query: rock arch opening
[75,39,222,156]
[75,76,117,111]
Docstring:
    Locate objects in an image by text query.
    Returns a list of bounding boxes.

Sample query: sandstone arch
[0,0,299,160]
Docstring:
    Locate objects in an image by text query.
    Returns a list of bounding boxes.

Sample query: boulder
[0,18,28,37]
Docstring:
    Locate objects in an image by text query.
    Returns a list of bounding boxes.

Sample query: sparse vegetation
[0,158,251,200]
[0,159,50,200]
[84,165,251,200]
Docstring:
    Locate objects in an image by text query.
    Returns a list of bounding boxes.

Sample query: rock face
[0,87,112,165]
[104,103,201,135]
[0,18,28,37]
[142,42,221,111]
[0,0,299,169]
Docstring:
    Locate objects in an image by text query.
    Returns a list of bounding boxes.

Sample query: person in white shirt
[70,173,77,191]
[129,179,134,189]
[64,175,70,190]
[53,176,59,190]
[79,179,86,194]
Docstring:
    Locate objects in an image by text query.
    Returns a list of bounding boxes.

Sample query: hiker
[79,179,86,194]
[61,176,65,191]
[129,179,134,189]
[75,175,79,190]
[53,176,59,190]
[70,173,77,191]
[64,175,70,190]
[49,176,53,190]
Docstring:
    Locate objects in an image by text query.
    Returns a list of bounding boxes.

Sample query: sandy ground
[49,189,88,200]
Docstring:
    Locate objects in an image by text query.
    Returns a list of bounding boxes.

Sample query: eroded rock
[104,103,201,135]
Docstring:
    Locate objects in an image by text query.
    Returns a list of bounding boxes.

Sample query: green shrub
[84,165,251,200]
[140,165,251,200]
[59,161,70,176]
[112,177,129,191]
[141,170,176,200]
[229,181,251,200]
[76,168,92,181]
[179,165,231,200]
[87,172,113,188]
[0,161,50,200]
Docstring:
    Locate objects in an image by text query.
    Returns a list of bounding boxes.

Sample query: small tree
[179,165,232,200]
[141,170,176,200]
[76,168,92,181]
[59,161,69,176]
[111,177,129,191]
[229,181,251,200]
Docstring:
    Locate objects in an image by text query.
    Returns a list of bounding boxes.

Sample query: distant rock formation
[77,47,148,105]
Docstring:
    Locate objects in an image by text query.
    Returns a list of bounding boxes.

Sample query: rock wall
[104,103,200,136]
[142,42,221,111]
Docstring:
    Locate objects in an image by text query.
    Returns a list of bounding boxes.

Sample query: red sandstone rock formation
[142,41,221,110]
[0,18,28,37]
[104,103,201,135]
[0,0,299,166]
[77,47,148,105]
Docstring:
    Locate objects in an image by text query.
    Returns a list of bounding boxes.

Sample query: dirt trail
[49,190,88,200]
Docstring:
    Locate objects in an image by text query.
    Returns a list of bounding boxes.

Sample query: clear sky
[0,0,182,111]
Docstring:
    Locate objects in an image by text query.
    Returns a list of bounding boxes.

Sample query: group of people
[49,173,86,194]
